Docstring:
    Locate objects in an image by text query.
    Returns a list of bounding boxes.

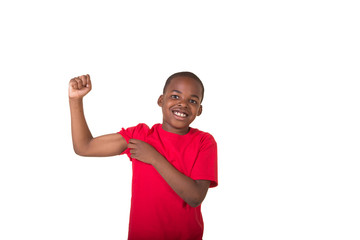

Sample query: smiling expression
[158,76,203,135]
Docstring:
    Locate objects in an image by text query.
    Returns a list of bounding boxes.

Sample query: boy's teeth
[174,111,186,117]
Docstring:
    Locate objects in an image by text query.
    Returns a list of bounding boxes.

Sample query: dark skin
[159,76,203,135]
[69,75,210,207]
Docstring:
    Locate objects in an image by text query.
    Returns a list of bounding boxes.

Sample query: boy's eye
[189,99,197,104]
[171,95,179,99]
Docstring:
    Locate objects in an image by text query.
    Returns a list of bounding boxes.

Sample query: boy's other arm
[69,75,127,157]
[153,158,211,208]
[128,139,211,208]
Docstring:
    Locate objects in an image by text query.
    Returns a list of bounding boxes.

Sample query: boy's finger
[130,149,138,155]
[69,79,78,89]
[127,143,136,149]
[86,74,91,88]
[79,75,87,86]
[84,74,89,86]
[75,78,83,89]
[129,139,138,144]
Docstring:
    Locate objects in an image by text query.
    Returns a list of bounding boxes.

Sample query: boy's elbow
[73,146,89,157]
[187,181,210,207]
[187,195,205,208]
[74,150,85,156]
[74,149,85,156]
[188,201,202,208]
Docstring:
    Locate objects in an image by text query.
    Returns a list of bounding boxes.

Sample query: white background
[1,0,359,239]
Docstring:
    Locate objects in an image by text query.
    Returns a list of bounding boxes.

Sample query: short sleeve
[190,134,218,188]
[118,123,149,159]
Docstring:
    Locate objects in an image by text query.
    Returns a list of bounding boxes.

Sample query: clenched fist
[69,74,92,99]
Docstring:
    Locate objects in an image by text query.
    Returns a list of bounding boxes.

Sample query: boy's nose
[177,100,187,107]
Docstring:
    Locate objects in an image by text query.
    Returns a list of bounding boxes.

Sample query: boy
[68,72,218,240]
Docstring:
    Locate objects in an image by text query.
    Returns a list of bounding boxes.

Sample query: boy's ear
[157,95,164,107]
[197,105,203,116]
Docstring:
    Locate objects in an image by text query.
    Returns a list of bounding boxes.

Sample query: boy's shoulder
[191,126,212,136]
[118,123,150,141]
[190,127,217,145]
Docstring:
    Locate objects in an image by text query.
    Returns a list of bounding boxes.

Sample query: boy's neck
[161,123,190,135]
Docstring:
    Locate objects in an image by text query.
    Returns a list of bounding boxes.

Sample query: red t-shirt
[118,123,218,240]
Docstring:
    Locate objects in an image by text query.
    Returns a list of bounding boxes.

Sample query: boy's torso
[120,123,216,240]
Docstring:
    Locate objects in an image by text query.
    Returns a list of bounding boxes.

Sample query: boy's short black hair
[163,71,205,102]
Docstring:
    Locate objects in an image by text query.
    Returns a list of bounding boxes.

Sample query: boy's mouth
[172,110,188,119]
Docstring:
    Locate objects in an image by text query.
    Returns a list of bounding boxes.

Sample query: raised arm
[69,74,127,157]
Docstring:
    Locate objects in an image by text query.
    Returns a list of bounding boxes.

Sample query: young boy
[68,72,218,240]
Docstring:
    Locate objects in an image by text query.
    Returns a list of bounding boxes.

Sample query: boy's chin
[170,120,189,128]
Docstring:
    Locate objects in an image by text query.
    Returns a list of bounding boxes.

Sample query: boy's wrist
[69,97,83,104]
[151,153,166,168]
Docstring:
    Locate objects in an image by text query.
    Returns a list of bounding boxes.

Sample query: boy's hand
[69,74,92,99]
[128,139,161,165]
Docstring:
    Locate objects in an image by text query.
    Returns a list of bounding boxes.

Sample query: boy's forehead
[166,77,202,94]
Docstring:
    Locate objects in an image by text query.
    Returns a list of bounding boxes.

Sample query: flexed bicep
[80,133,128,157]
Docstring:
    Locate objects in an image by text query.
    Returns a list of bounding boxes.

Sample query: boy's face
[158,76,203,135]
